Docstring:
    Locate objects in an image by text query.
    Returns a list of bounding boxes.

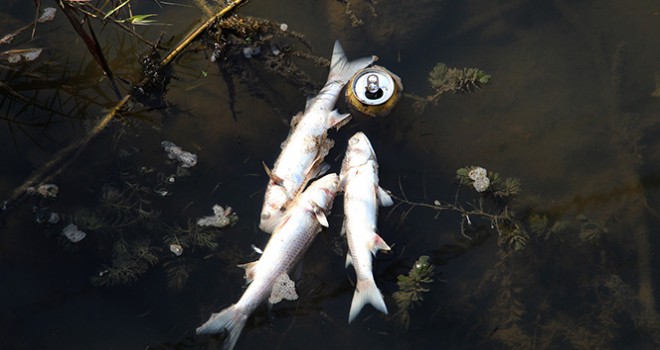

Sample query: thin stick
[2,0,247,213]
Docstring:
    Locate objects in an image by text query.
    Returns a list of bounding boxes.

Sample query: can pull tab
[365,74,384,100]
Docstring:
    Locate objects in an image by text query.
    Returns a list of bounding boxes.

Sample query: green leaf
[103,0,131,20]
[126,14,159,25]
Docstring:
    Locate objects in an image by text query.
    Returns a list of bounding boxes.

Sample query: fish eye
[349,137,359,145]
[261,212,270,220]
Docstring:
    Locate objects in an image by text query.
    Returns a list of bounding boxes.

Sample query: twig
[58,1,122,99]
[161,0,247,66]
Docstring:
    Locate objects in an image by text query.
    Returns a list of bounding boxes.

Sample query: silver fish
[259,41,376,233]
[197,173,340,350]
[339,132,393,323]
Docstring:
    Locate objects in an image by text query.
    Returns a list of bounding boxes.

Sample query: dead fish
[339,132,393,323]
[197,173,340,350]
[259,40,376,233]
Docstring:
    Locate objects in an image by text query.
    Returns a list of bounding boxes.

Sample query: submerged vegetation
[1,0,248,290]
[392,255,435,331]
[392,165,525,251]
[391,157,660,347]
[337,0,378,27]
[409,63,492,113]
[73,135,237,289]
[202,13,331,119]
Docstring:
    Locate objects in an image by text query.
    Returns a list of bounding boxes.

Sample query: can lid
[351,68,396,106]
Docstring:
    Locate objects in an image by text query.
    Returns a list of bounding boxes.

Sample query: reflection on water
[2,0,660,349]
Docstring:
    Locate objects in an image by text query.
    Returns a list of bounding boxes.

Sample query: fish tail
[348,278,388,323]
[196,304,248,350]
[328,40,376,84]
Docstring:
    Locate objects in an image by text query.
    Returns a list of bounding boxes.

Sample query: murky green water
[2,0,660,349]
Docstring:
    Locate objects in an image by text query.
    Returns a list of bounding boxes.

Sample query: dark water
[2,0,660,349]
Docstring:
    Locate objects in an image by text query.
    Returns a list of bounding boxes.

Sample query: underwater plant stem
[2,0,247,214]
[5,94,131,206]
[389,192,502,222]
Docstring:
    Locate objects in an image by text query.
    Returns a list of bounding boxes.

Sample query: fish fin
[196,304,249,350]
[297,155,331,198]
[376,186,394,207]
[368,233,391,256]
[237,261,258,284]
[316,162,331,178]
[250,244,263,255]
[345,252,353,268]
[262,161,284,186]
[313,205,329,227]
[328,40,377,84]
[348,279,388,323]
[307,158,331,181]
[327,110,352,130]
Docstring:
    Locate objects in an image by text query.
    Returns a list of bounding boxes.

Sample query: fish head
[304,173,340,211]
[341,132,376,173]
[259,185,289,233]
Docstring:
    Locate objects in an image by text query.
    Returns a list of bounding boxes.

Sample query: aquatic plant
[388,167,530,338]
[388,154,660,348]
[392,166,525,250]
[2,0,245,210]
[410,63,492,113]
[429,63,492,93]
[93,237,161,287]
[337,0,379,27]
[130,47,173,110]
[163,257,195,290]
[456,166,521,200]
[165,220,223,252]
[27,122,234,290]
[6,19,246,285]
[392,255,435,331]
[203,14,333,119]
[0,5,117,150]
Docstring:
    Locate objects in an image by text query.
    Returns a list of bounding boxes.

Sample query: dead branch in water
[2,0,247,214]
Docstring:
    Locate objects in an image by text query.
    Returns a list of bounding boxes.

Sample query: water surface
[2,0,660,349]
